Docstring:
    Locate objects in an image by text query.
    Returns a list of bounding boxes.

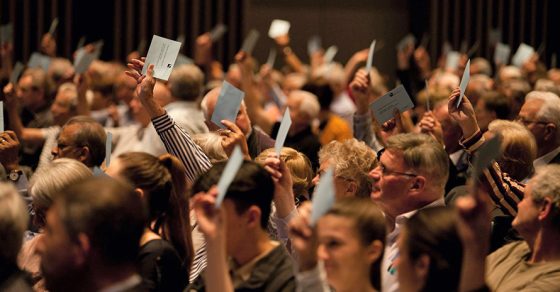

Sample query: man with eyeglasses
[516,91,560,168]
[368,133,449,292]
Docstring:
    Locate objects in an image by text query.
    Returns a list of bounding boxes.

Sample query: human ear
[245,206,262,229]
[414,254,431,283]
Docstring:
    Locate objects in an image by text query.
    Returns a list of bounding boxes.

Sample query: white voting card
[266,48,276,68]
[241,29,259,55]
[310,167,335,226]
[366,40,377,74]
[211,81,245,129]
[397,34,415,51]
[275,109,292,156]
[446,51,460,71]
[10,62,24,85]
[105,132,112,167]
[268,19,290,39]
[494,43,511,65]
[209,24,227,42]
[472,134,502,180]
[215,146,244,207]
[457,59,471,108]
[0,23,13,44]
[48,18,59,35]
[142,35,182,81]
[74,41,103,74]
[370,85,414,125]
[308,35,322,56]
[323,45,338,64]
[28,52,51,71]
[512,43,534,67]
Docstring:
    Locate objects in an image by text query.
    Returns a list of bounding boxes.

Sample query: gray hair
[291,90,320,120]
[30,158,93,225]
[0,182,28,262]
[192,132,228,163]
[525,91,560,137]
[168,64,204,101]
[530,164,560,228]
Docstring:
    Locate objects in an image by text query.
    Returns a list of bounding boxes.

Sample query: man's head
[0,183,28,264]
[286,90,320,133]
[313,63,346,96]
[475,91,510,132]
[37,177,146,291]
[513,164,560,239]
[51,83,79,126]
[517,91,560,157]
[191,161,274,258]
[52,116,106,167]
[168,64,204,102]
[313,139,378,199]
[369,133,448,218]
[17,68,50,111]
[200,86,252,135]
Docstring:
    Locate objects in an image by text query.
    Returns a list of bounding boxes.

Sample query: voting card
[456,59,471,108]
[76,36,86,50]
[209,24,228,42]
[370,85,414,125]
[460,40,468,54]
[552,53,557,69]
[467,41,480,58]
[211,81,245,129]
[397,34,415,51]
[48,18,59,35]
[0,23,13,45]
[310,167,335,226]
[446,51,460,71]
[323,45,338,64]
[442,41,452,56]
[494,43,511,65]
[472,134,502,181]
[308,35,322,56]
[142,35,182,81]
[366,40,376,74]
[0,101,4,132]
[488,28,502,46]
[425,80,431,111]
[215,145,244,207]
[266,48,276,68]
[28,52,51,71]
[275,109,292,156]
[74,41,103,74]
[419,33,430,49]
[241,29,259,55]
[175,54,194,66]
[10,62,24,85]
[105,132,112,167]
[512,43,534,67]
[268,19,290,39]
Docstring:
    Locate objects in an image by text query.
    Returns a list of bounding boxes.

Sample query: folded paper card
[142,35,182,81]
[370,85,414,125]
[215,146,244,207]
[211,81,245,129]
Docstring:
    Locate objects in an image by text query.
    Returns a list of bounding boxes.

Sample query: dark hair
[302,79,334,110]
[64,116,107,167]
[480,91,510,120]
[404,207,463,292]
[326,198,386,290]
[116,152,193,271]
[191,160,274,229]
[55,177,146,265]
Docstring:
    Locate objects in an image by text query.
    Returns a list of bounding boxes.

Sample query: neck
[335,278,376,292]
[528,229,560,263]
[233,231,274,266]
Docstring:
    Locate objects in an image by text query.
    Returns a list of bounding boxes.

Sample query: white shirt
[330,91,356,128]
[165,101,208,135]
[109,123,166,161]
[381,197,445,292]
[533,145,560,168]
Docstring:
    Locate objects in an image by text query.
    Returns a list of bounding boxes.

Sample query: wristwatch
[7,169,23,182]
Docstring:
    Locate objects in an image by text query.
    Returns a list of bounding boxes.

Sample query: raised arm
[350,69,383,152]
[126,59,212,183]
[2,83,45,144]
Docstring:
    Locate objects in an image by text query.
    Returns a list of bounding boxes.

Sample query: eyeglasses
[515,116,549,127]
[376,148,418,178]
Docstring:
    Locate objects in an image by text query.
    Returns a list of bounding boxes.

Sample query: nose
[51,146,60,159]
[35,233,45,256]
[312,174,320,186]
[369,165,381,180]
[317,244,329,261]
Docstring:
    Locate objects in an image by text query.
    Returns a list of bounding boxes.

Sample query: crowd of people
[1,18,560,292]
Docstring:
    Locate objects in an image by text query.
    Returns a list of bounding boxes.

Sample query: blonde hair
[29,158,93,226]
[488,120,537,181]
[255,147,313,197]
[318,139,378,198]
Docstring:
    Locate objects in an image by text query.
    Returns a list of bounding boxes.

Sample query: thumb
[146,64,155,78]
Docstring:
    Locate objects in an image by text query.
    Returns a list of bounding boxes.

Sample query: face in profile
[316,214,382,290]
[36,206,86,291]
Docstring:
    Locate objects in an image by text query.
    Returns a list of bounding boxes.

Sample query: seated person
[190,161,295,291]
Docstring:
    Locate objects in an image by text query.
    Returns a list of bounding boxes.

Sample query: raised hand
[418,111,444,145]
[219,120,250,160]
[350,69,371,115]
[192,186,225,241]
[288,202,317,271]
[448,87,479,138]
[126,58,165,118]
[0,131,21,171]
[263,153,296,218]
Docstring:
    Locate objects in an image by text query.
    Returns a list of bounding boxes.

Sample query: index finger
[221,119,242,135]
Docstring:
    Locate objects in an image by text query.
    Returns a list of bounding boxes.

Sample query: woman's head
[397,207,462,292]
[106,152,192,266]
[317,198,386,291]
[255,147,313,198]
[487,119,537,181]
[29,158,92,228]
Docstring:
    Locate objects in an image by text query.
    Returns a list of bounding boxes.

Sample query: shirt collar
[533,145,560,168]
[229,241,280,283]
